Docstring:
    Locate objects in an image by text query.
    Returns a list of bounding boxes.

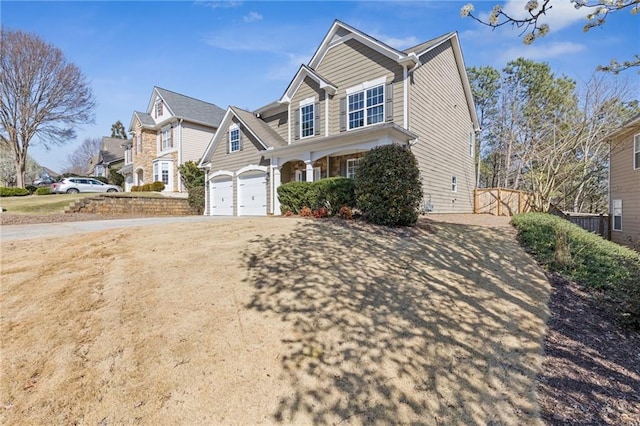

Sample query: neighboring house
[606,115,640,250]
[89,137,127,179]
[199,20,479,216]
[127,87,225,192]
[119,139,134,191]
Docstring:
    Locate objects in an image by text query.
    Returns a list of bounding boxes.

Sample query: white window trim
[345,76,387,95]
[346,158,360,179]
[452,176,458,192]
[299,96,315,107]
[153,160,173,190]
[161,126,172,151]
[229,125,240,153]
[347,84,385,131]
[612,199,622,231]
[634,134,639,170]
[295,169,304,182]
[300,102,314,139]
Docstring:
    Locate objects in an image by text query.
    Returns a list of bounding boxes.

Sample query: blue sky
[3,0,638,171]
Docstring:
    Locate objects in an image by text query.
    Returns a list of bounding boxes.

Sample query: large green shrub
[178,161,204,189]
[151,181,165,192]
[355,144,423,226]
[188,185,205,214]
[35,187,51,195]
[277,177,356,215]
[0,187,30,197]
[109,168,124,187]
[512,212,640,328]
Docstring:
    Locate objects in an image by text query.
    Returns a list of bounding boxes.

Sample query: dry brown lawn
[1,216,551,425]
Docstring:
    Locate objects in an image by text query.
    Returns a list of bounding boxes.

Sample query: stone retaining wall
[66,196,198,216]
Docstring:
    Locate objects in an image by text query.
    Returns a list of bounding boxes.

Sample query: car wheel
[107,188,117,193]
[66,188,79,194]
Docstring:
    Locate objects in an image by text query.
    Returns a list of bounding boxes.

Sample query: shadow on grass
[243,217,551,424]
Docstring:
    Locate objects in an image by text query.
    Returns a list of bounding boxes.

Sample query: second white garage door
[210,176,233,216]
[238,171,267,216]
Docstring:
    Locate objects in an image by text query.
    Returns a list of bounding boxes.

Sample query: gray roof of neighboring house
[403,32,455,56]
[230,106,287,149]
[98,137,127,164]
[155,87,226,128]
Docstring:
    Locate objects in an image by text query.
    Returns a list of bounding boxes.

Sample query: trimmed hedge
[355,144,423,226]
[512,212,640,328]
[131,181,166,192]
[277,177,355,215]
[0,187,30,197]
[35,187,52,195]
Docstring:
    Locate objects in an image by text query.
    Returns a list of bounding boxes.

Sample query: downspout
[403,65,408,129]
[287,102,291,144]
[178,118,184,192]
[204,168,209,215]
[324,89,329,137]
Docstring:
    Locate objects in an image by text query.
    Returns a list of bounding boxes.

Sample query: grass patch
[512,212,640,328]
[0,192,167,214]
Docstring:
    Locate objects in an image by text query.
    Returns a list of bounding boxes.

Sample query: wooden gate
[473,188,533,216]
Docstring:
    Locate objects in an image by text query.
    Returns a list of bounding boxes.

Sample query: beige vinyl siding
[181,122,216,163]
[409,40,475,213]
[610,134,640,248]
[315,38,405,135]
[209,119,271,215]
[262,110,288,141]
[290,76,325,142]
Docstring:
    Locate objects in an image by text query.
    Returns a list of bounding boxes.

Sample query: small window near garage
[613,199,622,231]
[634,134,639,170]
[347,158,360,179]
[451,176,458,192]
[229,127,240,153]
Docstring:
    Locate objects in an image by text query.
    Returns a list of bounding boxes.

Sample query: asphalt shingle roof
[156,87,226,128]
[230,106,287,149]
[403,32,454,56]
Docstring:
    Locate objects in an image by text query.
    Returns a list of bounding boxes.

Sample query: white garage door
[238,171,267,216]
[210,176,233,216]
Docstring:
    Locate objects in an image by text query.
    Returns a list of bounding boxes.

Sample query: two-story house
[127,87,225,192]
[606,114,640,250]
[89,136,127,179]
[199,21,479,216]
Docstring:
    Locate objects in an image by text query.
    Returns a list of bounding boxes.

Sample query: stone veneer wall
[133,125,159,186]
[67,196,198,216]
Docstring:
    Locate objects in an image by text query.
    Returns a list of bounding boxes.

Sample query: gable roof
[97,137,126,164]
[308,20,416,70]
[306,21,478,131]
[280,65,338,103]
[199,106,286,167]
[129,111,155,132]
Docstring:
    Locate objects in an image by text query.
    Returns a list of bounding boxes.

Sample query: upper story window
[136,134,142,154]
[229,126,240,153]
[301,103,314,138]
[348,84,384,130]
[156,100,163,118]
[161,126,172,150]
[634,134,639,170]
[125,148,132,165]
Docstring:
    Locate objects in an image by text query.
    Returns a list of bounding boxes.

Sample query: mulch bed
[538,273,640,425]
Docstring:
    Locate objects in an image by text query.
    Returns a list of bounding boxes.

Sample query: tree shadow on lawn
[243,218,552,424]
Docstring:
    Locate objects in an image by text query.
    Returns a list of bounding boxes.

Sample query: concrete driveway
[0,216,227,241]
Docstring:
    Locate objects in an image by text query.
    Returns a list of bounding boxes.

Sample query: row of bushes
[131,181,165,192]
[278,145,423,226]
[511,212,640,328]
[278,177,356,216]
[0,187,30,197]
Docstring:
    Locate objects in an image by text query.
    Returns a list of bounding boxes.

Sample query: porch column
[273,166,281,214]
[305,160,314,182]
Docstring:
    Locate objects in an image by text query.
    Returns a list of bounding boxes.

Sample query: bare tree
[0,29,95,188]
[64,137,101,175]
[460,0,640,73]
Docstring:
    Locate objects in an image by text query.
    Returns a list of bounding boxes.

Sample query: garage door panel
[238,172,267,216]
[211,176,233,216]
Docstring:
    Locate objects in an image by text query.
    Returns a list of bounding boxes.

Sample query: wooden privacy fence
[474,188,533,216]
[549,206,611,240]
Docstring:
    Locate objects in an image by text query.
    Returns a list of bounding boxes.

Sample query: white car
[51,177,121,194]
